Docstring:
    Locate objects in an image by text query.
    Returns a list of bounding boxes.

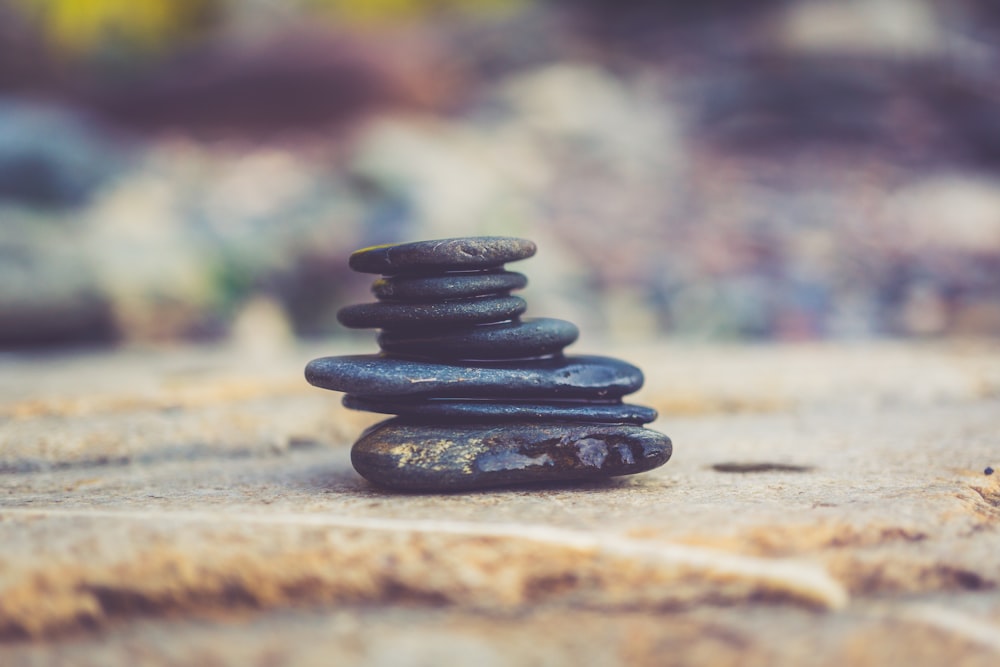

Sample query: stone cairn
[305,236,672,491]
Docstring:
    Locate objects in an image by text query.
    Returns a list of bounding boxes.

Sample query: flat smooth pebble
[342,396,658,424]
[372,271,527,301]
[377,318,578,359]
[349,236,536,274]
[337,296,526,329]
[351,419,672,491]
[306,354,644,399]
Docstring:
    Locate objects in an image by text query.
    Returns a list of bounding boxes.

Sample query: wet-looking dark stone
[377,318,578,360]
[349,237,536,274]
[372,271,528,301]
[336,296,527,329]
[305,354,644,399]
[351,420,672,491]
[305,235,672,491]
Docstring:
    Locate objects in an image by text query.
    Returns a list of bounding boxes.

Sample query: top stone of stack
[348,237,537,274]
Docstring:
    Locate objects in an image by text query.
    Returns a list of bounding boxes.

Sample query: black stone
[377,318,578,360]
[305,354,644,399]
[351,419,672,491]
[372,270,528,301]
[337,296,526,330]
[305,234,674,492]
[349,237,536,275]
[343,396,658,424]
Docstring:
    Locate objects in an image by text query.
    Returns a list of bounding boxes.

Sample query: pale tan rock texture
[2,341,999,666]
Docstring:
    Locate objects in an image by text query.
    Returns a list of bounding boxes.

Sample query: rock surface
[3,341,1000,665]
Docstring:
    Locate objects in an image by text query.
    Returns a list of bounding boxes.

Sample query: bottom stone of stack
[350,419,672,491]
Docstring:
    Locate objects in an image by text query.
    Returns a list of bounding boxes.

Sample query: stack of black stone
[305,236,672,491]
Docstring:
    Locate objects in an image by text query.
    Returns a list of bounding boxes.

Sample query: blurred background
[2,0,999,350]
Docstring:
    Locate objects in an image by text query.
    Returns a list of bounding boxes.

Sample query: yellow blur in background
[14,0,523,54]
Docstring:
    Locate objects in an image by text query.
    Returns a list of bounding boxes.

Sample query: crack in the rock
[0,443,307,475]
[0,507,849,640]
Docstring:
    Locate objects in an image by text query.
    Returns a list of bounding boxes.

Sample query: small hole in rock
[711,462,814,473]
[288,437,321,450]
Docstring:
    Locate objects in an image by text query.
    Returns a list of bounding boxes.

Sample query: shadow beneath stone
[350,476,640,497]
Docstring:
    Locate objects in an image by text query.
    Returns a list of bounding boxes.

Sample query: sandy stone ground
[2,340,999,666]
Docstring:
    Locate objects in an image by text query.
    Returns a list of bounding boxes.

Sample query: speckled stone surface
[350,419,673,491]
[306,354,645,399]
[372,271,528,301]
[342,396,658,424]
[336,296,527,329]
[349,237,536,274]
[377,318,579,359]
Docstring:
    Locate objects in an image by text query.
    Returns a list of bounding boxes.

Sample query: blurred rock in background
[1,0,999,348]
